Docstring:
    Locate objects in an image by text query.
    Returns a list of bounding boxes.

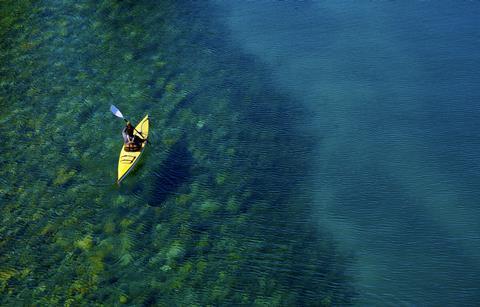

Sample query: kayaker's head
[126,122,134,135]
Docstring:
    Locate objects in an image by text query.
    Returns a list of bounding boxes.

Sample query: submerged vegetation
[0,0,355,305]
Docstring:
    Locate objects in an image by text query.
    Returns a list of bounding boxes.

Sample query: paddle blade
[110,105,124,119]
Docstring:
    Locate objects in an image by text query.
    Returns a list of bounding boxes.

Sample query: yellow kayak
[117,115,149,183]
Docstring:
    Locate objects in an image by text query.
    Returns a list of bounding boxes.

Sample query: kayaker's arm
[122,127,130,144]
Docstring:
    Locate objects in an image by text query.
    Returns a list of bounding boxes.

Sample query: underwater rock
[175,193,192,206]
[165,82,175,94]
[215,173,227,185]
[196,119,205,129]
[123,52,133,62]
[103,220,116,235]
[195,259,207,274]
[75,235,93,251]
[97,239,114,259]
[119,219,133,229]
[39,223,55,236]
[226,147,236,156]
[154,60,166,69]
[88,255,104,274]
[0,268,17,288]
[53,167,76,186]
[114,195,127,207]
[161,264,172,272]
[226,197,239,214]
[119,294,128,304]
[118,253,133,266]
[166,242,185,264]
[196,235,209,251]
[199,200,220,216]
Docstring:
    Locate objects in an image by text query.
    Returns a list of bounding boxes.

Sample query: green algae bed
[0,0,355,305]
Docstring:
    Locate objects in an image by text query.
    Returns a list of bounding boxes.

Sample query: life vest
[123,126,140,152]
[125,141,140,152]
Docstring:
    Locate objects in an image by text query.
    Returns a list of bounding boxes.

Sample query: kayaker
[123,122,145,151]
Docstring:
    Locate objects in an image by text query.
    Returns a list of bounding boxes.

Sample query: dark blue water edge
[214,1,480,305]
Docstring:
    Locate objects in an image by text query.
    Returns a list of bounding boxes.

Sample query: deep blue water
[216,0,480,305]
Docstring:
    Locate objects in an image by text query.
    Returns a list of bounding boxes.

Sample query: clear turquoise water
[0,0,353,305]
[218,0,480,305]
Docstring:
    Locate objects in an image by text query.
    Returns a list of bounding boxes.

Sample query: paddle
[110,104,150,144]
